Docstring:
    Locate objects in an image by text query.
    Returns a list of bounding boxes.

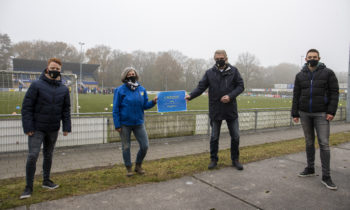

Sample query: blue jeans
[120,124,149,167]
[299,111,331,177]
[210,118,240,162]
[25,130,58,189]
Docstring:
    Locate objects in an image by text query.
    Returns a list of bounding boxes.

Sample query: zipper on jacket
[49,84,57,122]
[308,71,314,112]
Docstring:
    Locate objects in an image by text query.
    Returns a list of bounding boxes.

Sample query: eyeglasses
[215,58,225,61]
[307,56,318,59]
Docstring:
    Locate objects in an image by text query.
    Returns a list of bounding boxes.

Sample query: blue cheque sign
[157,90,187,113]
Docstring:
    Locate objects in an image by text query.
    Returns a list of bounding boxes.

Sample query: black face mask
[48,70,61,79]
[307,59,319,67]
[216,59,226,68]
[127,76,136,83]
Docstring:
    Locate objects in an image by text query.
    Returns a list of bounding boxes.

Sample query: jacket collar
[212,63,232,73]
[301,62,326,73]
[40,69,61,86]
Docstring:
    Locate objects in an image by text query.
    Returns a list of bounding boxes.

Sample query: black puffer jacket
[22,70,71,133]
[190,64,244,120]
[291,63,339,117]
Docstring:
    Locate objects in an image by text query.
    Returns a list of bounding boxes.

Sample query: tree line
[1,33,346,90]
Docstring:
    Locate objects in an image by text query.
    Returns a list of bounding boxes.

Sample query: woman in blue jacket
[113,67,157,176]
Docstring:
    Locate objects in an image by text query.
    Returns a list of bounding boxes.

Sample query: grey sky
[1,0,349,72]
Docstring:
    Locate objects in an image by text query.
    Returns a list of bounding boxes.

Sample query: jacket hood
[301,62,326,72]
[40,69,62,86]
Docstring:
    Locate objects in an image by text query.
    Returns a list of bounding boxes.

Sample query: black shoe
[42,179,59,189]
[208,161,217,170]
[232,160,243,170]
[20,187,32,199]
[321,176,338,190]
[298,167,315,177]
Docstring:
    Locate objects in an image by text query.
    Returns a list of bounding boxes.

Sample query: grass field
[0,91,347,114]
[1,132,350,209]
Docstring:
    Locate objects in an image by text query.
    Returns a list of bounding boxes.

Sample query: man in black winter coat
[20,58,71,199]
[292,49,339,190]
[185,50,244,170]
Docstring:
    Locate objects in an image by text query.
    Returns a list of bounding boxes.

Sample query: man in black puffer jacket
[186,50,244,170]
[20,58,71,199]
[292,49,339,190]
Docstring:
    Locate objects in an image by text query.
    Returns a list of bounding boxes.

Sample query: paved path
[14,142,350,210]
[1,122,349,180]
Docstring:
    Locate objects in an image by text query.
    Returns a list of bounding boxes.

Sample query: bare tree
[12,40,80,62]
[258,63,300,88]
[271,63,300,84]
[85,45,116,87]
[153,52,184,91]
[106,50,134,87]
[183,58,208,91]
[235,52,260,88]
[131,50,157,89]
[0,33,12,70]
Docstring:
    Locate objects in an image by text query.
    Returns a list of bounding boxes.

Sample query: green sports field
[1,92,346,114]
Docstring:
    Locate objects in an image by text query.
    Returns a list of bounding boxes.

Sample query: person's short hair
[306,49,320,57]
[47,58,62,66]
[121,67,139,82]
[213,50,228,59]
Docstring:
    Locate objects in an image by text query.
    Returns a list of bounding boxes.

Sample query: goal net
[0,70,78,115]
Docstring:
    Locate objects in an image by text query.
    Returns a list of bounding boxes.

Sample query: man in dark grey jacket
[292,49,339,190]
[186,50,244,170]
[20,58,71,199]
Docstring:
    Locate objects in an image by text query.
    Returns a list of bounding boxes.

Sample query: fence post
[102,115,105,144]
[340,107,343,121]
[254,110,258,131]
[207,113,210,136]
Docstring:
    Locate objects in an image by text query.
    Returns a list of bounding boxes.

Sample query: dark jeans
[119,124,149,167]
[299,111,331,177]
[25,130,58,189]
[210,118,240,162]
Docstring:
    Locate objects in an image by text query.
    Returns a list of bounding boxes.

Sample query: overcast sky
[1,0,349,72]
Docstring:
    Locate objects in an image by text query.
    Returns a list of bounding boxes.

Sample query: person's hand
[326,114,334,121]
[116,128,121,133]
[185,94,191,102]
[26,131,34,136]
[220,95,230,103]
[153,96,158,104]
[63,132,69,136]
[293,117,299,123]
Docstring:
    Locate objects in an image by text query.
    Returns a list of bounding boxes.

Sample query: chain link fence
[0,70,347,152]
[0,107,346,153]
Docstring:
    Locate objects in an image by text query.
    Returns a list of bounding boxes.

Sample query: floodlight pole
[347,44,350,122]
[79,42,85,86]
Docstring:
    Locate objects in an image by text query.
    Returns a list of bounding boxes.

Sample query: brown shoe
[135,163,145,175]
[126,166,134,177]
